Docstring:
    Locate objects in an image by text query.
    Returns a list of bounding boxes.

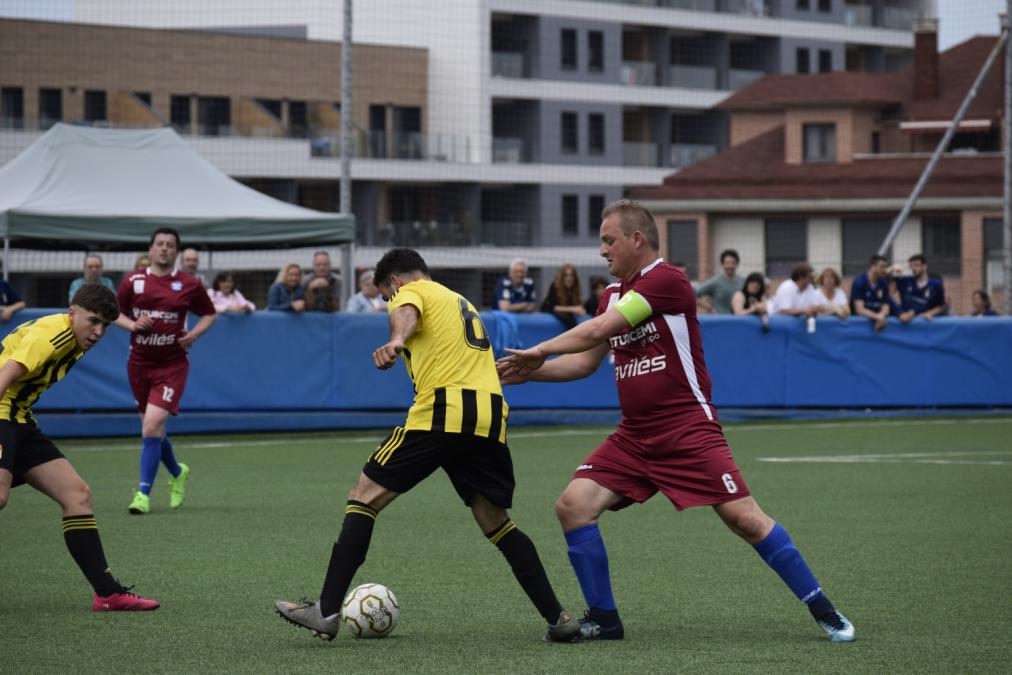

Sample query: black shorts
[0,421,64,487]
[363,428,516,508]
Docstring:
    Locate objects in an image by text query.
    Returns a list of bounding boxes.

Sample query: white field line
[59,416,1011,453]
[758,450,1012,466]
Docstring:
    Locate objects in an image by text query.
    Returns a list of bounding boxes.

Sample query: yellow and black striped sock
[62,515,120,597]
[319,500,378,617]
[485,519,563,624]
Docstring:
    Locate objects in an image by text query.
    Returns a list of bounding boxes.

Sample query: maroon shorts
[127,358,189,415]
[573,413,750,511]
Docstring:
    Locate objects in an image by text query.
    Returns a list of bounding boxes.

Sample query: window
[133,92,152,107]
[764,218,808,278]
[561,111,578,153]
[288,100,309,138]
[39,88,62,130]
[871,131,880,154]
[803,123,836,162]
[818,0,832,11]
[796,0,810,9]
[842,217,891,276]
[84,90,106,123]
[562,194,579,236]
[588,194,605,235]
[984,217,1006,287]
[561,29,577,70]
[588,31,604,72]
[921,215,961,275]
[170,95,191,132]
[818,49,832,73]
[667,220,699,280]
[1,87,23,129]
[197,96,231,136]
[588,113,605,154]
[257,98,282,119]
[796,48,810,74]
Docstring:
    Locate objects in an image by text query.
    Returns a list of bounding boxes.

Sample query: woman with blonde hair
[540,263,585,329]
[814,267,849,319]
[267,262,306,312]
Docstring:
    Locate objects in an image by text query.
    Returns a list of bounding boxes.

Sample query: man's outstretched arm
[372,304,420,370]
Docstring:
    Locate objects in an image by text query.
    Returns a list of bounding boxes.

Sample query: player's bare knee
[555,493,592,529]
[0,490,9,511]
[63,480,93,513]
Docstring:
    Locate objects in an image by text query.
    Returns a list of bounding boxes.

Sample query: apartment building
[633,20,1004,314]
[1,0,928,304]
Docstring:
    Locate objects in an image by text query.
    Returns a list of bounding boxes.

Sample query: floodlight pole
[1005,4,1012,314]
[878,25,1009,257]
[339,0,354,309]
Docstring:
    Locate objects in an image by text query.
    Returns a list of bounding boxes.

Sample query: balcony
[729,68,766,90]
[375,221,474,247]
[481,221,533,246]
[492,136,527,163]
[669,64,719,89]
[310,130,472,163]
[624,141,659,166]
[720,0,769,16]
[621,61,658,86]
[492,52,526,78]
[670,143,717,168]
[844,3,873,26]
[882,6,915,30]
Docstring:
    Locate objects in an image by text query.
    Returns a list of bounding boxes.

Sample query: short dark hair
[70,283,119,322]
[869,254,888,266]
[720,249,740,265]
[790,263,814,282]
[589,276,608,290]
[374,248,430,287]
[212,271,234,292]
[974,289,992,308]
[149,226,181,248]
[908,253,926,265]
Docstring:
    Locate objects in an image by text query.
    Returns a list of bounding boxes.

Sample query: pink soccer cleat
[93,589,161,612]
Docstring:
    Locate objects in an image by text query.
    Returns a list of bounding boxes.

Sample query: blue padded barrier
[3,310,1010,425]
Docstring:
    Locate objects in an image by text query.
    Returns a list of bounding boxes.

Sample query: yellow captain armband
[614,290,653,326]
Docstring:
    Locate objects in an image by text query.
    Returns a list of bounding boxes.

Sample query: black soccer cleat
[578,607,624,640]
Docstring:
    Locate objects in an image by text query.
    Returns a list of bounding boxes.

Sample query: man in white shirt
[769,264,819,317]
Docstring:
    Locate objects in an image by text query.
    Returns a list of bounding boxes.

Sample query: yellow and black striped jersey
[0,314,84,424]
[387,279,508,443]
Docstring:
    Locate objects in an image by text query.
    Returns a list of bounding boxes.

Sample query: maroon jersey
[117,269,214,364]
[598,260,714,431]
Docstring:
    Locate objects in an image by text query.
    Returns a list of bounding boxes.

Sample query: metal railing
[621,61,658,86]
[844,3,873,26]
[720,0,770,16]
[882,5,915,30]
[492,136,527,163]
[492,51,525,78]
[480,221,533,247]
[375,221,474,247]
[670,64,719,89]
[623,141,659,166]
[311,130,472,163]
[670,142,717,167]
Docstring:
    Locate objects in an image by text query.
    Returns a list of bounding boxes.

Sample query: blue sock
[160,436,181,477]
[138,437,161,495]
[564,524,617,611]
[753,522,825,605]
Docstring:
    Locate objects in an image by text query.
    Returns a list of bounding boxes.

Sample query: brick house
[632,19,1005,314]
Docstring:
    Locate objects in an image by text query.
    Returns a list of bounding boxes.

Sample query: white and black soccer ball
[341,583,400,639]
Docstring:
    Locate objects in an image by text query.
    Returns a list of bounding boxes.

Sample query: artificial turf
[2,416,1010,674]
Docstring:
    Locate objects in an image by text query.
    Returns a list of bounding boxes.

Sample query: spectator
[180,247,205,284]
[68,254,116,303]
[267,263,307,312]
[731,272,767,316]
[769,263,818,317]
[851,255,892,331]
[672,261,700,292]
[540,263,586,329]
[304,251,340,312]
[346,270,388,313]
[0,271,25,323]
[813,268,850,319]
[133,254,151,270]
[896,254,946,323]
[695,249,742,314]
[494,258,536,312]
[208,271,255,314]
[584,276,609,315]
[971,289,998,316]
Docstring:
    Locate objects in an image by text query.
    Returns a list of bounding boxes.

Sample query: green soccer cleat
[128,491,150,515]
[168,463,190,509]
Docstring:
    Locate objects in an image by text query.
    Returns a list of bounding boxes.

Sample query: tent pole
[339,0,354,310]
[2,222,8,282]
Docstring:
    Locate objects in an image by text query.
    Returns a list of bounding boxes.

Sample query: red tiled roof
[630,126,1001,202]
[907,36,1003,121]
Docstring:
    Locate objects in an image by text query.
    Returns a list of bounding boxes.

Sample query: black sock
[62,515,121,597]
[486,519,564,625]
[807,593,836,619]
[319,500,377,617]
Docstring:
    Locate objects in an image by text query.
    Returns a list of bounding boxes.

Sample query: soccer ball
[341,583,400,639]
